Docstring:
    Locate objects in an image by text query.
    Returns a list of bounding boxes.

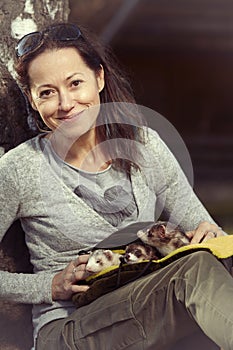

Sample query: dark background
[69,0,233,231]
[0,4,232,349]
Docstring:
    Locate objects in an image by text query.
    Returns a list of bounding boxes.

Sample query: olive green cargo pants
[36,251,233,350]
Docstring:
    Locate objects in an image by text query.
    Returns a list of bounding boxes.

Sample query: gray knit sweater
[0,128,216,347]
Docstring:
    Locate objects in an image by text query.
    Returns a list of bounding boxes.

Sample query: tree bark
[0,1,70,349]
[0,0,70,151]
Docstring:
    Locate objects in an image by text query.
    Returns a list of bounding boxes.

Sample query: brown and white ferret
[124,242,159,263]
[85,244,158,274]
[137,221,190,257]
[85,221,190,274]
[85,249,122,274]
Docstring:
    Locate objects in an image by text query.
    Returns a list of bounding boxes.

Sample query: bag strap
[116,258,154,288]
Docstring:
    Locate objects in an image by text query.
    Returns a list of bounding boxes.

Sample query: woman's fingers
[186,221,224,244]
[200,230,217,243]
[73,254,90,267]
[71,284,90,293]
[72,254,90,280]
[52,254,90,301]
[72,265,90,281]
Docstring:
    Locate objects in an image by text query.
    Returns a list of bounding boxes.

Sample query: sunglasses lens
[49,24,81,41]
[16,24,82,57]
[16,32,43,57]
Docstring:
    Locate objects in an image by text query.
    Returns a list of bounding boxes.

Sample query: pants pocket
[36,319,75,350]
[74,299,146,350]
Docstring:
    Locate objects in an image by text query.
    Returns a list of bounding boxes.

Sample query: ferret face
[86,249,120,273]
[137,222,168,246]
[124,243,158,263]
[137,221,190,256]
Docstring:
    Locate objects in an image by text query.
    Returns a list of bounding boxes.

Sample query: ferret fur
[86,249,122,274]
[137,221,190,256]
[124,242,159,263]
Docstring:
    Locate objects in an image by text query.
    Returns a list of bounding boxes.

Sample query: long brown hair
[14,23,146,174]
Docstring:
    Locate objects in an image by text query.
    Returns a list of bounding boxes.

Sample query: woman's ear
[25,90,38,111]
[97,64,105,93]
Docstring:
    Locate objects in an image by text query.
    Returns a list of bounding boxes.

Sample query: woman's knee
[168,251,226,298]
[188,250,219,264]
[180,250,223,274]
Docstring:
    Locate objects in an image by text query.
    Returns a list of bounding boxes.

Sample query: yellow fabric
[158,235,233,261]
[86,235,233,281]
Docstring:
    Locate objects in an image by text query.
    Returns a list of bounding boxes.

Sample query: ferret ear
[103,250,113,260]
[157,224,166,237]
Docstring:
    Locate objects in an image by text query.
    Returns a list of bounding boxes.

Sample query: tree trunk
[0,0,70,151]
[0,1,70,349]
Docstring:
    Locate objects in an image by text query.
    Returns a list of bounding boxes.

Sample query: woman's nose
[59,91,75,111]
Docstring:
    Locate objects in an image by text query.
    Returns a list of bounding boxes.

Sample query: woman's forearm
[0,270,55,304]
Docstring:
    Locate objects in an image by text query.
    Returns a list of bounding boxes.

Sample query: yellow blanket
[159,234,233,261]
[72,235,233,307]
[86,235,233,281]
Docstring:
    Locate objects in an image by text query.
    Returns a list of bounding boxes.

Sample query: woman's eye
[72,80,82,87]
[39,89,54,98]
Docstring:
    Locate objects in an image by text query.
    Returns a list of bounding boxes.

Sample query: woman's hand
[52,254,90,301]
[186,221,224,244]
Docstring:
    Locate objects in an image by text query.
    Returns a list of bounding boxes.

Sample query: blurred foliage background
[68,0,233,232]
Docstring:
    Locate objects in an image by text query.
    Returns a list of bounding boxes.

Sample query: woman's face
[27,47,104,138]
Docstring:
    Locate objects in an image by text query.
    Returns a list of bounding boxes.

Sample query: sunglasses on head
[15,23,82,58]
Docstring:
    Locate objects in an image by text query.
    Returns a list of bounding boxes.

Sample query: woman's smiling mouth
[58,109,86,122]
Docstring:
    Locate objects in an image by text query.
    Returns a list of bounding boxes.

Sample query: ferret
[85,249,122,274]
[124,242,159,264]
[137,221,190,256]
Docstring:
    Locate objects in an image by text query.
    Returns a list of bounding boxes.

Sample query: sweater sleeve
[146,129,218,231]
[0,153,21,237]
[0,151,54,305]
[0,271,54,304]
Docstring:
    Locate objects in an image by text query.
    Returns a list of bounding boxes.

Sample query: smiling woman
[26,47,104,167]
[27,48,104,125]
[14,23,142,172]
[0,22,232,350]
